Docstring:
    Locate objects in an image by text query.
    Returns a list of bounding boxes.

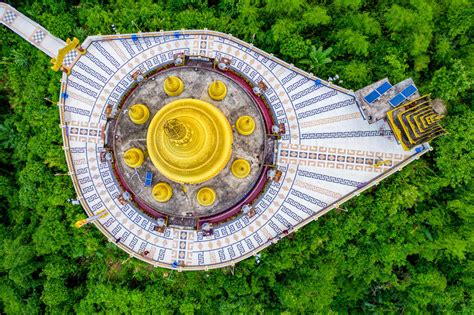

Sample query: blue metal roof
[145,171,153,187]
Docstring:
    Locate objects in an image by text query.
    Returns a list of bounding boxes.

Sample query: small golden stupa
[152,182,173,202]
[123,148,145,168]
[197,187,216,206]
[231,159,251,178]
[163,76,184,97]
[128,104,150,124]
[236,116,256,135]
[208,80,227,101]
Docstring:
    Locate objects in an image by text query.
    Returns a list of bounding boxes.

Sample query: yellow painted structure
[197,187,216,206]
[164,76,184,96]
[123,148,145,168]
[208,80,227,101]
[74,218,89,228]
[152,182,173,202]
[147,99,233,184]
[50,37,85,73]
[231,159,251,178]
[235,116,256,135]
[386,95,446,150]
[374,160,391,168]
[128,104,150,124]
[74,209,108,228]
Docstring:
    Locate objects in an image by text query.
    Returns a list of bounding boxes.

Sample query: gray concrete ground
[113,66,268,218]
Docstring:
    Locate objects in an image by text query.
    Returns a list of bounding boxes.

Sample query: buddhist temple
[1,3,446,270]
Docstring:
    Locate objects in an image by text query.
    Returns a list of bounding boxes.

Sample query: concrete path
[1,2,65,57]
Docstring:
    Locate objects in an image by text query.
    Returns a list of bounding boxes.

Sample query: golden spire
[163,118,192,145]
[236,115,256,135]
[197,187,216,206]
[152,182,173,202]
[231,159,251,178]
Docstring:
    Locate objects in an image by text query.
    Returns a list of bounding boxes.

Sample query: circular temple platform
[56,30,428,270]
[113,66,270,219]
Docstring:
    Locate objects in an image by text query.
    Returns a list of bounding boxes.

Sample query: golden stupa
[128,104,150,124]
[231,159,251,178]
[235,115,256,135]
[146,98,233,184]
[197,187,216,206]
[152,182,173,202]
[123,148,145,168]
[163,76,184,96]
[208,80,227,101]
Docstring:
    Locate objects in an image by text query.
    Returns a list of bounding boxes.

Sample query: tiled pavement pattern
[1,3,66,58]
[1,12,431,269]
[277,143,410,174]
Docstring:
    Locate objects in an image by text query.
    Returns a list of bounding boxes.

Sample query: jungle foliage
[0,0,473,313]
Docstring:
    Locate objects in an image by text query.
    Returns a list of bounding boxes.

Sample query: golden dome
[235,116,256,135]
[163,76,184,96]
[123,148,144,168]
[231,159,251,178]
[146,99,233,184]
[128,104,150,124]
[197,187,216,206]
[152,182,173,202]
[208,80,227,101]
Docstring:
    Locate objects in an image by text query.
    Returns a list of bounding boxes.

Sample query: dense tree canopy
[0,0,472,313]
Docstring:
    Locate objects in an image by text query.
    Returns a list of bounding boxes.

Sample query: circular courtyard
[112,65,274,221]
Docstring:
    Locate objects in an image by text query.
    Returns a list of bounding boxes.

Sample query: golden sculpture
[128,104,150,124]
[235,115,256,135]
[123,148,144,168]
[163,76,184,96]
[152,182,173,202]
[197,187,216,206]
[231,159,251,178]
[147,99,233,184]
[208,80,227,101]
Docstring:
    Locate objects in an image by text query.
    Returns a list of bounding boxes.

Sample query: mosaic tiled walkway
[0,3,65,57]
[1,4,430,270]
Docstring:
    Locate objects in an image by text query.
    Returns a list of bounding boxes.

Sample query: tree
[299,45,333,72]
[429,60,473,102]
[334,28,369,56]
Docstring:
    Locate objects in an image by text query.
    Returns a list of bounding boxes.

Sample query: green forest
[0,0,472,313]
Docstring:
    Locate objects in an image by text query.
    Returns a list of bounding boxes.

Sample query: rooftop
[356,78,421,123]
